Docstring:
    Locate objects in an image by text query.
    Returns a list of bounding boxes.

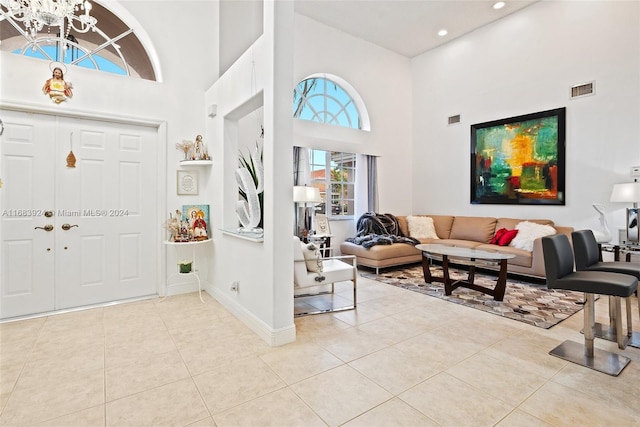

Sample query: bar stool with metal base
[542,234,638,376]
[572,229,640,348]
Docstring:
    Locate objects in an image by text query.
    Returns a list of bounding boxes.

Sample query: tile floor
[1,272,640,426]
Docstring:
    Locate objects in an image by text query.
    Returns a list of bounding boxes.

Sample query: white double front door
[1,109,159,319]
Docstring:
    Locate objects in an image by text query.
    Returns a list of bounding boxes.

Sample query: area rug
[361,264,588,329]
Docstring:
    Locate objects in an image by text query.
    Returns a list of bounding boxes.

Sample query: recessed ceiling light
[493,2,506,10]
[438,29,448,37]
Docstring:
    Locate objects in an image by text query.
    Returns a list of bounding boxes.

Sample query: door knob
[35,225,53,231]
[61,224,79,231]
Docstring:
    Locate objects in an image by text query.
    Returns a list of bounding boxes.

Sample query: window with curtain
[309,149,355,219]
[293,74,374,218]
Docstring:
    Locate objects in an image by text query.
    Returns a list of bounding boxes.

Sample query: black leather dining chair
[542,233,637,376]
[572,229,640,348]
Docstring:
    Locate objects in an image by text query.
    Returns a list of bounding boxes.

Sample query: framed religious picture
[315,213,331,236]
[182,205,210,240]
[177,170,198,195]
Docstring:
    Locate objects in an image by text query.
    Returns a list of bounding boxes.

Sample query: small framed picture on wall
[177,170,198,195]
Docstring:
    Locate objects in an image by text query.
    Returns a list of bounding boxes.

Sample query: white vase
[592,203,611,243]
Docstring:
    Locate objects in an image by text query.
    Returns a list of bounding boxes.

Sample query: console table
[601,243,640,262]
[164,239,212,303]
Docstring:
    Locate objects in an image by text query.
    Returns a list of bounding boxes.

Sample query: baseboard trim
[210,287,296,347]
[166,281,201,296]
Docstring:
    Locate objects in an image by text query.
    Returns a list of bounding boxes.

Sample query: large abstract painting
[470,107,566,205]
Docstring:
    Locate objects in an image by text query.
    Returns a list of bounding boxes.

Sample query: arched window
[293,75,369,219]
[0,1,158,80]
[293,75,369,130]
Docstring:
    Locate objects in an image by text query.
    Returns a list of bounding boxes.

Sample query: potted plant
[237,141,264,230]
[178,259,193,274]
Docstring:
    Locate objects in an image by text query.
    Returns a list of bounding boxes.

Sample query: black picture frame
[470,107,566,205]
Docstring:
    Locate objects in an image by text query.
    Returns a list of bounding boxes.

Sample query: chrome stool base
[586,296,640,349]
[590,324,640,349]
[554,293,631,376]
[549,340,631,376]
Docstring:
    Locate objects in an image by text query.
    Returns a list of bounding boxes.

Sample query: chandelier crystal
[0,0,97,38]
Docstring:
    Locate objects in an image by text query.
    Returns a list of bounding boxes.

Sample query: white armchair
[293,236,357,316]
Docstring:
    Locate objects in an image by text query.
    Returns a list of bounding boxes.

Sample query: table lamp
[610,181,640,244]
[293,185,322,239]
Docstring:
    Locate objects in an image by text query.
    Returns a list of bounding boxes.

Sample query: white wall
[118,0,219,291]
[204,1,296,345]
[411,0,640,239]
[219,0,263,76]
[203,7,412,343]
[293,14,414,244]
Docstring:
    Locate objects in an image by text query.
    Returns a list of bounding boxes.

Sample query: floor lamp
[610,181,640,245]
[293,185,322,240]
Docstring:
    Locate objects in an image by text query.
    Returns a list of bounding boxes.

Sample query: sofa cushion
[449,216,497,243]
[495,217,554,230]
[430,215,455,239]
[340,241,421,259]
[510,221,556,251]
[497,229,518,246]
[397,215,454,239]
[301,242,322,272]
[396,216,409,237]
[407,216,439,239]
[490,228,507,244]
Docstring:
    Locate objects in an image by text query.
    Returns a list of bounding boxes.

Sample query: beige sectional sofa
[340,215,573,279]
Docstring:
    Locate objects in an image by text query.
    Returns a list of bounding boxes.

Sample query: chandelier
[0,0,97,38]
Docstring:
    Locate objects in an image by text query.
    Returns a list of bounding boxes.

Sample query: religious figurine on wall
[43,65,73,104]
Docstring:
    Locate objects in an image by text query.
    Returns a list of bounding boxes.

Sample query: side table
[308,234,334,257]
[164,239,212,303]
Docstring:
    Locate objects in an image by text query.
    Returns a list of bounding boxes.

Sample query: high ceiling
[294,0,540,58]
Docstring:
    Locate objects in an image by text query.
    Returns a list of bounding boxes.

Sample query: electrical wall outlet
[230,281,239,292]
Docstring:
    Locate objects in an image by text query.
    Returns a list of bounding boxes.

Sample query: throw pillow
[490,228,507,245]
[497,229,518,246]
[301,242,323,272]
[407,216,439,239]
[510,221,556,251]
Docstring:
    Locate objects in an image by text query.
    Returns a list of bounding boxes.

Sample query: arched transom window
[293,76,363,129]
[0,1,158,80]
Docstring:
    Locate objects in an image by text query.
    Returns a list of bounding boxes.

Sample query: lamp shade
[293,186,322,203]
[610,182,640,203]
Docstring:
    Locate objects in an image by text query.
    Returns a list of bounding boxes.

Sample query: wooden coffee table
[415,244,516,301]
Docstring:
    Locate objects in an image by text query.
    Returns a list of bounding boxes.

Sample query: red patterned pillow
[490,228,507,245]
[498,229,519,246]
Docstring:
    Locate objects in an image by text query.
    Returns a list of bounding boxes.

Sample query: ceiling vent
[448,114,461,125]
[570,81,595,99]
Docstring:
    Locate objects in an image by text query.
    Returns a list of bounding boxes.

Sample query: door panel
[0,110,56,318]
[1,110,158,318]
[54,117,157,308]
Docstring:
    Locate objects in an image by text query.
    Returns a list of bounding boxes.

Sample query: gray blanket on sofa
[345,212,419,248]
